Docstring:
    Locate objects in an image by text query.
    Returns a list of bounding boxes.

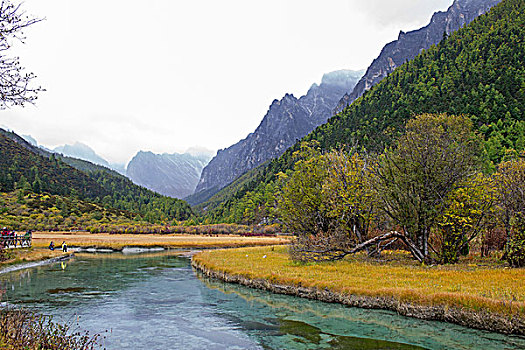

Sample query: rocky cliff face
[335,0,501,113]
[127,151,212,199]
[194,69,364,198]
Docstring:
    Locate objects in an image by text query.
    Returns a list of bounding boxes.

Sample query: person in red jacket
[0,227,6,248]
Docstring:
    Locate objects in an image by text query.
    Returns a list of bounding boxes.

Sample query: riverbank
[192,246,525,335]
[31,231,289,250]
[0,248,72,271]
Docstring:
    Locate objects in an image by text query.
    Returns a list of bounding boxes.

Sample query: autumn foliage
[278,114,525,266]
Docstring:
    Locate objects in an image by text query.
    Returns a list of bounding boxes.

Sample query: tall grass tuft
[0,307,101,349]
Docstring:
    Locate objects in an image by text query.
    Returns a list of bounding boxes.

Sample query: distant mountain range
[19,133,213,199]
[21,134,38,147]
[191,69,364,203]
[47,142,125,175]
[54,142,111,167]
[335,0,501,113]
[126,150,213,199]
[0,128,193,221]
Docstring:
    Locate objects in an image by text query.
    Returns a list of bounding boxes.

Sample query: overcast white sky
[0,0,452,164]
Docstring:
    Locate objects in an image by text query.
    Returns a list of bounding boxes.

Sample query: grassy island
[192,246,525,334]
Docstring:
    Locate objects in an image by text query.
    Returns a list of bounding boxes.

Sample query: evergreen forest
[0,131,193,225]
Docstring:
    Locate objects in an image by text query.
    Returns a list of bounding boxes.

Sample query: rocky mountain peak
[126,150,212,199]
[192,69,364,201]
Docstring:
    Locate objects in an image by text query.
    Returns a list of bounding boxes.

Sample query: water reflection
[0,252,523,350]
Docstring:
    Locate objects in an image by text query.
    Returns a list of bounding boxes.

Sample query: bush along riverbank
[192,246,525,335]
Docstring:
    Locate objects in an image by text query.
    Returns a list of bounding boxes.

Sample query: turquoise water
[1,252,524,349]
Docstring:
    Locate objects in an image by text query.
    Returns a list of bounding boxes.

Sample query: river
[1,251,523,349]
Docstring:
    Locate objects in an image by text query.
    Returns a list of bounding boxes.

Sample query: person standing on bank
[61,241,67,252]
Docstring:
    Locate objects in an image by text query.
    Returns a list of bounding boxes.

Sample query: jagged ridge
[192,69,364,203]
[335,0,501,113]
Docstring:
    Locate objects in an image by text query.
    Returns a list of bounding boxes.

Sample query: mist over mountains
[18,134,213,199]
[54,142,110,167]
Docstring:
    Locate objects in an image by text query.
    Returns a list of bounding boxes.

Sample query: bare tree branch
[0,0,43,109]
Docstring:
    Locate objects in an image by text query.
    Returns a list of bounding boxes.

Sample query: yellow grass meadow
[31,231,290,250]
[0,248,71,268]
[193,246,525,318]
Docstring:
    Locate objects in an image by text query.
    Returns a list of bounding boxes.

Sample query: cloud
[352,0,453,30]
[2,0,458,164]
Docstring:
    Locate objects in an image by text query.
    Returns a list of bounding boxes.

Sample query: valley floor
[31,231,289,250]
[192,246,525,335]
[0,232,288,271]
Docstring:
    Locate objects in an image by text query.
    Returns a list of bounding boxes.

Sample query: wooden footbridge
[0,232,32,249]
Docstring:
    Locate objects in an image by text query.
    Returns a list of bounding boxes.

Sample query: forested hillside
[201,0,524,224]
[0,132,106,199]
[0,190,138,232]
[57,152,195,221]
[335,0,501,113]
[0,131,193,222]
